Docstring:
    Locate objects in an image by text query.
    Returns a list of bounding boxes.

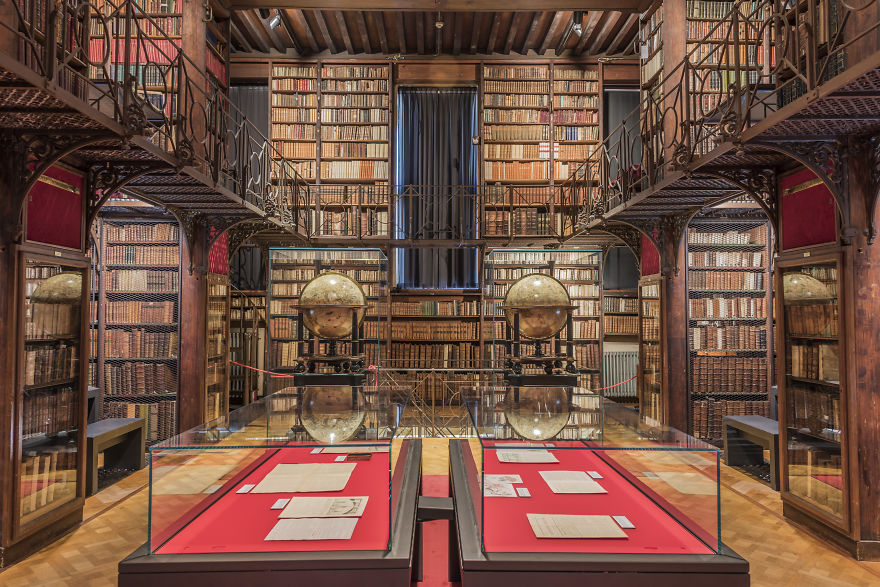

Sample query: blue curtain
[395,87,479,289]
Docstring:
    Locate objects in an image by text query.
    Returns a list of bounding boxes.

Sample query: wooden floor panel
[1,438,879,586]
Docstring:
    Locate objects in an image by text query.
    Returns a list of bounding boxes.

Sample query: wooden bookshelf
[638,277,662,422]
[230,290,266,408]
[551,64,600,181]
[686,219,772,442]
[639,2,664,90]
[602,288,639,339]
[271,63,319,181]
[205,273,230,422]
[92,213,180,445]
[310,184,390,239]
[205,17,229,91]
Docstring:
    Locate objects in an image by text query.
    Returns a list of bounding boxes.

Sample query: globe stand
[293,309,367,387]
[503,311,579,387]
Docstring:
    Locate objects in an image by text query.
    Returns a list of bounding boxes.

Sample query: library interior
[0,0,880,585]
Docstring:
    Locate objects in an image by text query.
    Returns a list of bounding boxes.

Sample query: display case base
[293,373,366,386]
[503,373,578,387]
[448,440,750,586]
[783,500,880,561]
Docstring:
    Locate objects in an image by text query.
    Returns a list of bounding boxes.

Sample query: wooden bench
[723,415,780,490]
[86,418,145,496]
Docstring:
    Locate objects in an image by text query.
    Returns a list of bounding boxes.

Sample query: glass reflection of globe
[783,273,828,299]
[301,387,366,444]
[502,387,570,441]
[298,272,367,340]
[504,273,572,340]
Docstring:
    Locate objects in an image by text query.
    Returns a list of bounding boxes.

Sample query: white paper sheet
[516,487,531,497]
[496,450,558,464]
[251,463,357,493]
[539,470,607,494]
[264,517,358,541]
[527,514,627,539]
[483,475,519,498]
[271,498,291,510]
[279,496,369,518]
[613,515,635,529]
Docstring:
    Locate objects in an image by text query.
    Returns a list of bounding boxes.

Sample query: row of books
[789,343,840,383]
[105,300,175,324]
[319,108,388,123]
[686,0,739,19]
[692,324,767,350]
[271,108,318,123]
[104,399,177,444]
[573,343,601,369]
[104,245,178,265]
[555,95,600,109]
[690,356,768,395]
[388,342,479,369]
[321,79,388,92]
[785,302,839,337]
[322,125,388,141]
[272,124,315,140]
[484,94,549,107]
[22,386,78,437]
[320,160,388,179]
[689,297,767,319]
[604,315,638,335]
[310,209,388,236]
[603,296,638,313]
[687,19,763,41]
[495,267,600,283]
[274,141,315,159]
[392,300,480,317]
[789,385,841,442]
[205,49,227,85]
[483,109,547,124]
[555,68,599,80]
[688,226,767,245]
[272,93,317,107]
[643,48,663,85]
[484,80,550,94]
[554,126,599,141]
[489,251,599,264]
[104,330,177,358]
[25,265,60,280]
[484,161,548,180]
[272,65,315,77]
[572,319,600,339]
[322,142,389,158]
[483,65,549,79]
[106,270,178,292]
[25,304,78,340]
[642,298,660,318]
[688,250,764,268]
[482,210,557,237]
[686,44,764,67]
[642,316,660,340]
[322,94,389,108]
[321,65,387,79]
[642,283,661,298]
[688,270,764,290]
[25,345,78,387]
[289,161,316,179]
[484,126,549,141]
[390,321,478,340]
[270,268,381,282]
[272,78,316,92]
[19,448,75,517]
[692,398,771,440]
[553,80,599,93]
[485,144,547,159]
[90,15,181,37]
[102,353,177,394]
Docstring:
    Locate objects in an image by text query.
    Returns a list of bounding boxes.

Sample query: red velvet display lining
[482,444,713,554]
[26,165,83,250]
[780,168,837,250]
[641,232,660,276]
[812,474,843,490]
[155,447,391,554]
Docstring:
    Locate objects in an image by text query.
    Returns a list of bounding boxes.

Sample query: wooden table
[723,415,780,491]
[86,418,145,496]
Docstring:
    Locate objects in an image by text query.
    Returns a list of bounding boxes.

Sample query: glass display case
[778,259,846,523]
[119,384,420,586]
[267,248,386,394]
[449,386,748,585]
[13,250,88,541]
[484,249,603,389]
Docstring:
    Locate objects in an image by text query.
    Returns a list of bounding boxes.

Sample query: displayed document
[496,449,558,464]
[483,474,523,497]
[539,470,607,494]
[265,517,358,541]
[653,471,717,495]
[279,496,369,518]
[252,463,356,493]
[527,514,627,539]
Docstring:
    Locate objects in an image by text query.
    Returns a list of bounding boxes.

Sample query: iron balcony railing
[560,0,880,234]
[3,0,310,231]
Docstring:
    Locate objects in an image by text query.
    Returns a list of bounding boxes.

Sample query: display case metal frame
[447,439,749,586]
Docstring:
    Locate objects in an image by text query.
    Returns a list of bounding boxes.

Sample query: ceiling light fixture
[572,11,584,36]
[269,9,282,29]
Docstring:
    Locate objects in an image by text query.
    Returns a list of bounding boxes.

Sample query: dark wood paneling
[395,63,478,84]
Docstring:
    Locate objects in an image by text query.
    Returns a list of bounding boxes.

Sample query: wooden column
[178,219,208,431]
[182,0,208,163]
[658,219,689,432]
[841,136,880,559]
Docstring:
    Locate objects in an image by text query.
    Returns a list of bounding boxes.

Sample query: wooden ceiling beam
[230,22,254,52]
[313,10,340,53]
[415,12,425,54]
[502,12,522,55]
[452,11,462,55]
[395,12,407,53]
[469,11,482,54]
[573,10,601,55]
[554,16,574,55]
[485,12,501,54]
[369,11,390,54]
[292,10,320,53]
[229,1,652,12]
[606,13,639,55]
[581,10,610,55]
[537,11,564,55]
[235,11,273,53]
[354,11,373,53]
[334,11,356,54]
[589,10,624,54]
[520,11,541,55]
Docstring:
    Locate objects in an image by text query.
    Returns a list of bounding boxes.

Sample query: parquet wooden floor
[1,437,878,586]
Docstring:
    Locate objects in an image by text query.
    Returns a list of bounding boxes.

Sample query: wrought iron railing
[561,0,880,234]
[2,0,309,230]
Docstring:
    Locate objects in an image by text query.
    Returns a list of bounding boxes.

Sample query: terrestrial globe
[502,387,570,441]
[301,387,366,443]
[503,273,572,340]
[298,271,367,340]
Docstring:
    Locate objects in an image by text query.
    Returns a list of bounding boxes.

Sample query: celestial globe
[783,273,828,300]
[30,271,82,337]
[298,271,367,340]
[501,387,570,441]
[504,273,572,340]
[301,386,366,443]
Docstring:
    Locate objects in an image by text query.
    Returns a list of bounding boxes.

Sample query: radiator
[602,351,638,398]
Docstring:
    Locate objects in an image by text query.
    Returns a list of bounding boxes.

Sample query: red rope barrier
[585,374,638,392]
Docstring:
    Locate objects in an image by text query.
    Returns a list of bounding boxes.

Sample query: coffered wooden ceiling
[230,10,640,57]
